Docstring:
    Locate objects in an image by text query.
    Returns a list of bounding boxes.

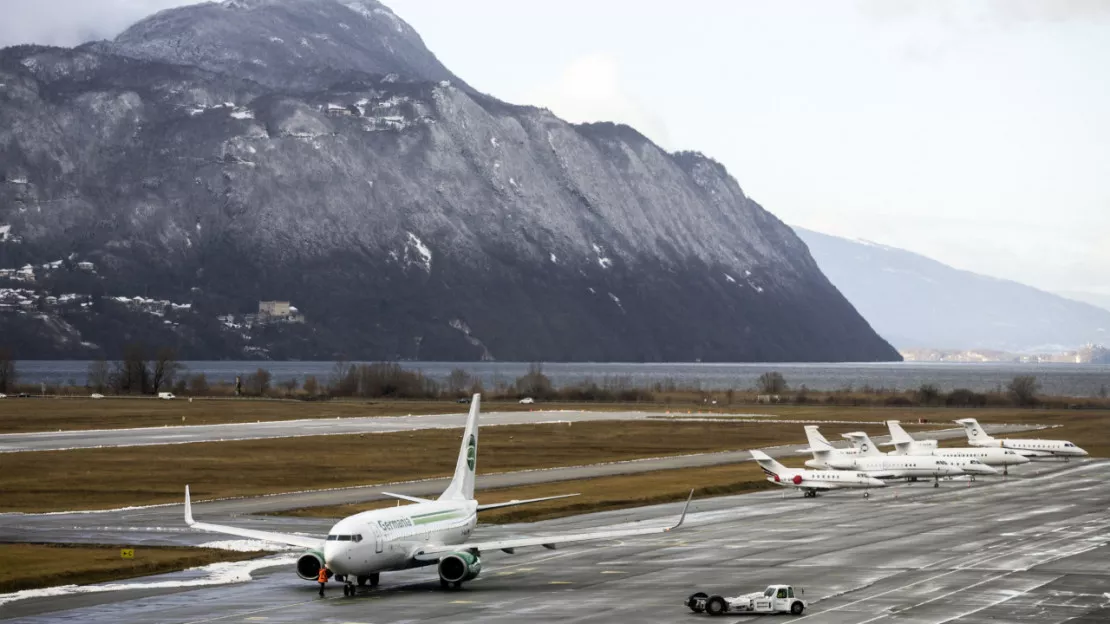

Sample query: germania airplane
[955,418,1088,460]
[184,395,692,595]
[750,450,886,498]
[885,420,1029,474]
[818,431,968,486]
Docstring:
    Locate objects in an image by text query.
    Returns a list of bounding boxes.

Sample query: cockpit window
[354,534,363,542]
[328,534,359,542]
[1065,443,1075,447]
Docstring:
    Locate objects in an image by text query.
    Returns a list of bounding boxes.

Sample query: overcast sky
[3,0,1109,301]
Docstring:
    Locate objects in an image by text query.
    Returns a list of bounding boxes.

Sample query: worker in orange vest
[317,566,328,596]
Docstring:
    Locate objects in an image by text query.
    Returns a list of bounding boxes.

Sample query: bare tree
[246,368,273,396]
[87,359,110,393]
[280,378,299,394]
[150,347,182,393]
[757,371,787,395]
[446,368,472,394]
[0,347,15,393]
[915,384,941,406]
[303,375,319,396]
[117,343,151,394]
[1007,375,1040,407]
[189,373,210,396]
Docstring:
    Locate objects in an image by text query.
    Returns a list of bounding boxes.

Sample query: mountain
[795,228,1110,352]
[1055,290,1110,315]
[0,0,900,362]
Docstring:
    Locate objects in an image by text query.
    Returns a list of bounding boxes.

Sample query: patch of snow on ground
[490,137,499,147]
[405,232,432,273]
[724,273,736,283]
[0,225,9,241]
[200,540,299,553]
[374,7,406,32]
[268,36,284,43]
[0,555,298,607]
[744,270,752,277]
[230,108,253,120]
[550,253,557,263]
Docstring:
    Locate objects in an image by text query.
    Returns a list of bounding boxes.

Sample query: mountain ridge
[795,227,1110,352]
[0,0,899,362]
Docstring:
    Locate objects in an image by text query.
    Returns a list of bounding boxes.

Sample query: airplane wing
[184,486,323,550]
[476,493,580,512]
[413,490,693,561]
[1009,449,1055,458]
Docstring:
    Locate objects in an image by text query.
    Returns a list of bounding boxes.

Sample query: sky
[3,0,1109,301]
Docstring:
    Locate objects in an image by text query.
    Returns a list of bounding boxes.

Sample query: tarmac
[0,410,1043,453]
[3,458,1107,623]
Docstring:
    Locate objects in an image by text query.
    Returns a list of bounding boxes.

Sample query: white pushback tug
[686,584,806,616]
[184,394,692,595]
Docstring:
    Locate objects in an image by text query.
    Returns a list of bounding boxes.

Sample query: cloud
[525,54,672,149]
[0,0,203,48]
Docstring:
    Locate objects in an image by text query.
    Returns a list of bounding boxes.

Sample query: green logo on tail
[466,434,476,471]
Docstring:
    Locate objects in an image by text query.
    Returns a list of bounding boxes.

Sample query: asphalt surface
[3,458,1107,623]
[0,409,1045,454]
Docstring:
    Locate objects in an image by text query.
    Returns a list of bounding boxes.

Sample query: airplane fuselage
[892,443,1030,467]
[828,456,964,479]
[323,500,478,577]
[968,438,1088,458]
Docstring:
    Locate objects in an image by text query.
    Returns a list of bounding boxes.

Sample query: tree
[245,368,272,396]
[150,347,182,393]
[757,371,787,395]
[280,378,299,394]
[514,363,553,399]
[915,384,941,406]
[87,359,110,393]
[0,347,15,393]
[303,375,319,396]
[116,342,151,394]
[1099,384,1108,400]
[1007,375,1040,407]
[189,373,210,396]
[446,368,472,394]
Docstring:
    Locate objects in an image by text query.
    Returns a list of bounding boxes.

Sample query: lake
[13,361,1110,397]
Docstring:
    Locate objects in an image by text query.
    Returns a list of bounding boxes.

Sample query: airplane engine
[438,552,482,584]
[804,459,824,469]
[296,551,327,580]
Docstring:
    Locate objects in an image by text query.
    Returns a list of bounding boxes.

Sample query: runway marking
[548,581,573,585]
[450,600,477,604]
[600,570,627,574]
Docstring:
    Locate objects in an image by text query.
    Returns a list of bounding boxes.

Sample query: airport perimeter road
[0,409,1044,453]
[3,459,1107,623]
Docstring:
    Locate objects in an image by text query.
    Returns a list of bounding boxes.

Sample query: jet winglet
[184,485,194,526]
[666,489,695,532]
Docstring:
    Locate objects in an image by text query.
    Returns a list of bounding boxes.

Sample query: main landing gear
[933,475,940,488]
[803,490,819,498]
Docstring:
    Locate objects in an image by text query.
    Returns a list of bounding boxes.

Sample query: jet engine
[438,551,482,584]
[296,551,327,580]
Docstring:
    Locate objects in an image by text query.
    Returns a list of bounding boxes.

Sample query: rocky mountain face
[0,0,900,362]
[796,228,1110,353]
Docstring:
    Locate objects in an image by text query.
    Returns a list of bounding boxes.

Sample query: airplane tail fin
[842,432,881,456]
[886,420,915,446]
[804,426,834,455]
[955,418,992,443]
[439,394,481,501]
[750,450,789,477]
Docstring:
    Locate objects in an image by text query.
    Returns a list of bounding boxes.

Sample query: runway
[0,409,1043,453]
[3,459,1107,623]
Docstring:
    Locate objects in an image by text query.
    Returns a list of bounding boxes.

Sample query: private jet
[955,418,1088,460]
[824,432,969,486]
[885,420,1029,474]
[800,425,859,470]
[183,395,692,595]
[750,450,885,498]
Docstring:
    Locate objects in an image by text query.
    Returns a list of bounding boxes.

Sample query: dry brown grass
[0,543,264,593]
[0,419,864,513]
[281,462,778,523]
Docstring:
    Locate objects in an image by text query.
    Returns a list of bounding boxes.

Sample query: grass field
[281,462,781,523]
[0,543,264,593]
[0,419,886,513]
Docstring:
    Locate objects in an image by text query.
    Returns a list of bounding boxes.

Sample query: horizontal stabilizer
[184,485,322,549]
[477,493,580,512]
[381,492,434,505]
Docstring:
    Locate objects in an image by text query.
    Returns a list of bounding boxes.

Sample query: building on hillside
[257,300,305,324]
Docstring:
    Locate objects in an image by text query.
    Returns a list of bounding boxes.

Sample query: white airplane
[751,450,885,498]
[955,418,1088,460]
[827,432,968,487]
[184,395,692,595]
[800,425,859,470]
[886,420,1029,475]
[843,430,997,480]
